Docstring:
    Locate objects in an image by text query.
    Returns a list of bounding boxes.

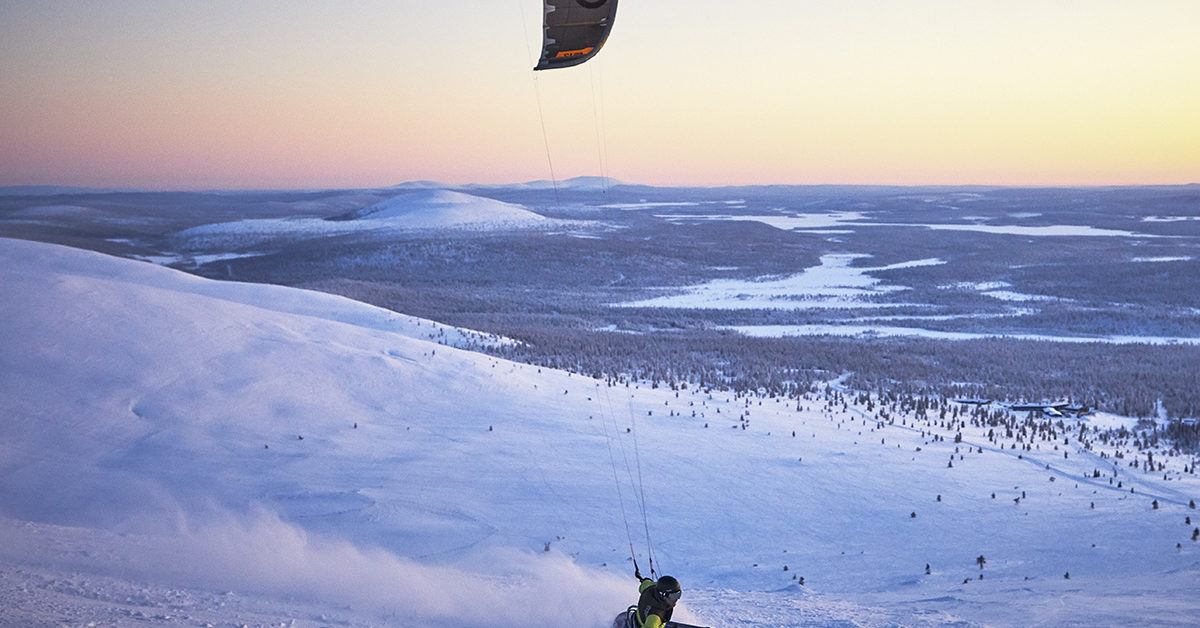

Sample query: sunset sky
[2,1,1198,189]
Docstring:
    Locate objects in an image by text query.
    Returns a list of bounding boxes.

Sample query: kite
[535,0,618,70]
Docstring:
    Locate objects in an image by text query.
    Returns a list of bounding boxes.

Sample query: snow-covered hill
[335,189,546,228]
[1,237,1198,627]
[172,190,553,251]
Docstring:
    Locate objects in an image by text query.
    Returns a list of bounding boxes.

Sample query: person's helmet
[656,575,681,604]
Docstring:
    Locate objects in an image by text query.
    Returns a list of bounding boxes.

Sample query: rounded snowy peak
[338,189,545,229]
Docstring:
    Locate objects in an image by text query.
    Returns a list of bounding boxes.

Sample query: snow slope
[2,237,1198,627]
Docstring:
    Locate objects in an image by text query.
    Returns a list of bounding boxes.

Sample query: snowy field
[616,254,945,311]
[2,237,1199,627]
[614,250,1200,345]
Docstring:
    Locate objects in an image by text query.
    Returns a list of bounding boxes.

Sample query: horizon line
[3,180,1198,196]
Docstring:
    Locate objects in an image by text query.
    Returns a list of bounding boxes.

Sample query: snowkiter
[617,571,681,628]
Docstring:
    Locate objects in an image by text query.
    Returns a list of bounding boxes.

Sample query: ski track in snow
[2,237,1199,627]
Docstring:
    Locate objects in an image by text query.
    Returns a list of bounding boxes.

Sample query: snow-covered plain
[616,255,945,311]
[727,323,1200,345]
[614,253,1200,345]
[657,211,1163,239]
[3,237,1199,627]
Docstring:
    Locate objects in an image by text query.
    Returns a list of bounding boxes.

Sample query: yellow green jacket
[635,578,672,628]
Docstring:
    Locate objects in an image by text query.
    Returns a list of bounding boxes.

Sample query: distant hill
[0,185,134,196]
[496,176,624,191]
[170,190,552,251]
[331,189,547,229]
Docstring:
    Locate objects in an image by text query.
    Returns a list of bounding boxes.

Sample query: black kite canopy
[534,0,618,71]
